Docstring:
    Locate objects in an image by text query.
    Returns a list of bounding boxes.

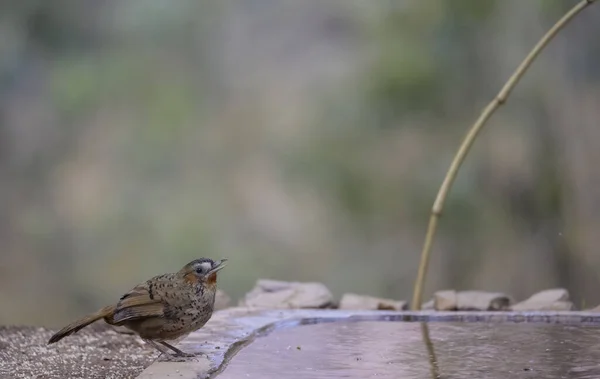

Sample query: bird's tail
[48,305,116,344]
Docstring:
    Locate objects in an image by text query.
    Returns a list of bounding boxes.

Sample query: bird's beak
[209,258,228,274]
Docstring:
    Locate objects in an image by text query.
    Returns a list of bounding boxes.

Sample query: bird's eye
[195,267,203,274]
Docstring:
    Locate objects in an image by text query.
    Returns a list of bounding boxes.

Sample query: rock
[215,289,231,310]
[434,290,512,311]
[587,304,600,312]
[457,291,512,311]
[511,288,574,311]
[527,288,569,302]
[240,279,334,309]
[434,290,458,311]
[421,299,435,310]
[512,300,574,311]
[338,293,408,311]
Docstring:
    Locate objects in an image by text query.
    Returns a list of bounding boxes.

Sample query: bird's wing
[111,285,165,323]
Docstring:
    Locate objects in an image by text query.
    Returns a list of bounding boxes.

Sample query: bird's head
[180,258,228,287]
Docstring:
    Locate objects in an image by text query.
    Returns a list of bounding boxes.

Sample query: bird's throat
[182,272,218,288]
[206,272,217,286]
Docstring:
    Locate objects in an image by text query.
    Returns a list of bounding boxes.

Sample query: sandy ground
[0,324,157,379]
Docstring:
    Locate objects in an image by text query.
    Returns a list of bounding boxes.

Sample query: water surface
[217,321,600,378]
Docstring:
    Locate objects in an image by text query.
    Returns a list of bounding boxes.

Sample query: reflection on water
[217,321,600,379]
[421,323,440,379]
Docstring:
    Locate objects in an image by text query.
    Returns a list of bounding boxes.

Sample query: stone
[338,293,408,311]
[527,288,569,302]
[434,290,458,311]
[421,299,435,310]
[511,288,574,311]
[434,290,512,311]
[239,279,334,309]
[512,300,574,311]
[215,289,231,310]
[457,291,513,311]
[587,304,600,312]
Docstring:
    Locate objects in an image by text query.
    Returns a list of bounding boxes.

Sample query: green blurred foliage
[0,0,599,326]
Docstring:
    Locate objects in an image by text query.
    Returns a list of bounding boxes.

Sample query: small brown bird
[48,258,227,357]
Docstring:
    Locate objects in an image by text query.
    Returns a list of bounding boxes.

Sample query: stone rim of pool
[134,308,600,379]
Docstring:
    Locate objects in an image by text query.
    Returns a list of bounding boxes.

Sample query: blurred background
[0,0,599,327]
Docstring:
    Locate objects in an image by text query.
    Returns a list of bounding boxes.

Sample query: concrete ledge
[135,308,600,379]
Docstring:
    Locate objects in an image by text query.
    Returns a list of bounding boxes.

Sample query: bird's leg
[159,341,195,357]
[143,339,171,356]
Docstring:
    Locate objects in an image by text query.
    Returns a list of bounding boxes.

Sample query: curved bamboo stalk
[410,0,597,310]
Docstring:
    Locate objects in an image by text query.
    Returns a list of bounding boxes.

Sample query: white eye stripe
[196,262,212,273]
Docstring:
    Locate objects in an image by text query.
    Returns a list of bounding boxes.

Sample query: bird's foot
[173,351,196,358]
[160,341,199,358]
[144,339,202,359]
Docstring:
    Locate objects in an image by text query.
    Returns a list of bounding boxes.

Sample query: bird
[48,258,228,357]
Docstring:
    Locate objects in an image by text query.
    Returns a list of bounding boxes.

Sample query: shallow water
[217,321,600,378]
